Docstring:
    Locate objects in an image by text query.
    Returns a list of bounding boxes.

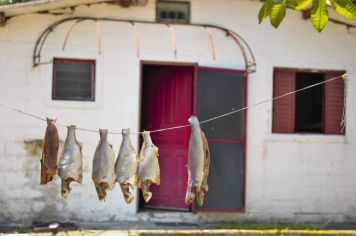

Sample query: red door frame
[138,60,198,212]
[138,61,248,213]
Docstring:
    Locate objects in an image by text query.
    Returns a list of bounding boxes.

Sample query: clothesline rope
[0,71,354,135]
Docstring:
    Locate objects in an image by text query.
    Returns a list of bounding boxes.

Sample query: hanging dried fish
[185,116,210,206]
[137,131,160,203]
[92,129,116,201]
[40,118,59,185]
[58,125,83,199]
[115,128,138,204]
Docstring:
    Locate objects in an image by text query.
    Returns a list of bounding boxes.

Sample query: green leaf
[293,0,313,10]
[311,0,329,32]
[259,0,275,24]
[330,0,356,20]
[270,0,287,28]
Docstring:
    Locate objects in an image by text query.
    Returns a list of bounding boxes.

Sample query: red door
[140,64,194,211]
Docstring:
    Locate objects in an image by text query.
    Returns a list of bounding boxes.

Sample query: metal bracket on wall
[33,17,257,73]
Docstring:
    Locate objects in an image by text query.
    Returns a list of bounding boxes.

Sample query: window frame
[52,58,96,102]
[156,0,191,24]
[272,67,345,135]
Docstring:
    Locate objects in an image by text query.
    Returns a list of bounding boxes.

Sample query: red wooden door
[140,64,194,211]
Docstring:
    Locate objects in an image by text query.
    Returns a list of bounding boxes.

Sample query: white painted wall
[0,0,355,225]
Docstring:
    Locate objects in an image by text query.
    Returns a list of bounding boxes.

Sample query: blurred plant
[0,0,34,5]
[259,0,356,32]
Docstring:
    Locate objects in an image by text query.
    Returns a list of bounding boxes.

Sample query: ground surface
[2,222,356,235]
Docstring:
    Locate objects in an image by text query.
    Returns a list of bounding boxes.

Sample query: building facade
[0,0,356,225]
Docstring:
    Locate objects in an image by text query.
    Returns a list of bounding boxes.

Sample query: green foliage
[220,223,323,230]
[330,0,356,19]
[270,0,288,27]
[259,0,274,23]
[292,0,313,10]
[0,0,33,5]
[258,0,356,32]
[311,0,329,32]
[14,225,29,233]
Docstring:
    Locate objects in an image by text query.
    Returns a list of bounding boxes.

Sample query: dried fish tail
[141,181,152,203]
[120,184,134,204]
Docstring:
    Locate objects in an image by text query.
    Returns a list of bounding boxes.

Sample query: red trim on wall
[198,66,246,73]
[242,72,248,213]
[193,64,199,116]
[207,138,243,144]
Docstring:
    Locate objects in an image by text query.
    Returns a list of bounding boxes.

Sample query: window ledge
[266,133,350,144]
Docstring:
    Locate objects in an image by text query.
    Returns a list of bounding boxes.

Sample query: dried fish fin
[201,129,210,192]
[121,174,137,203]
[196,186,204,207]
[156,175,161,186]
[185,183,195,205]
[196,129,210,206]
[120,184,134,204]
[141,181,153,203]
[61,178,72,199]
[40,156,53,185]
[95,182,110,201]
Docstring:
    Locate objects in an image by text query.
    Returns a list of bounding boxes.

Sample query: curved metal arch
[33,17,256,73]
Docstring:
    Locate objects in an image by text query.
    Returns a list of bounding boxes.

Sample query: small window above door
[52,58,95,101]
[156,1,190,23]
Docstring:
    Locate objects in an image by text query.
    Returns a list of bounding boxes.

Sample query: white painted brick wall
[0,0,355,225]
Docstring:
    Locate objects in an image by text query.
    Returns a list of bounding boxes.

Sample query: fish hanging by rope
[58,125,83,199]
[40,118,59,185]
[185,116,210,206]
[92,129,116,201]
[137,131,160,203]
[115,128,138,204]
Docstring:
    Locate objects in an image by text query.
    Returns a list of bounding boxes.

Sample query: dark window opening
[295,72,324,133]
[157,1,190,23]
[52,58,95,101]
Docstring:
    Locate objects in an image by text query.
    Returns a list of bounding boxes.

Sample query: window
[156,1,190,23]
[52,58,95,101]
[272,68,345,135]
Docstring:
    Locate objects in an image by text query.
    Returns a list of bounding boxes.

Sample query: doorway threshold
[140,206,190,213]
